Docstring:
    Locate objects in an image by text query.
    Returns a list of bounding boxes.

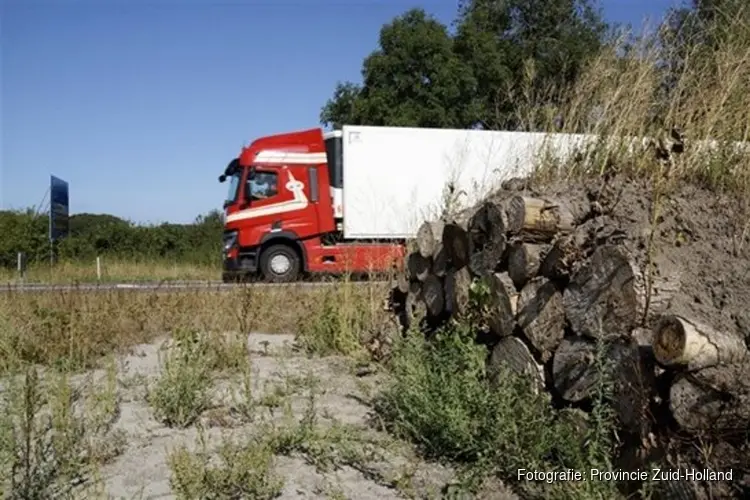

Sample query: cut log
[468,201,509,249]
[506,196,575,239]
[444,267,472,318]
[398,291,428,333]
[416,221,444,259]
[608,341,658,437]
[432,244,448,278]
[669,363,750,434]
[538,224,591,281]
[421,274,445,318]
[487,336,545,391]
[507,243,549,290]
[468,235,507,277]
[516,277,565,362]
[563,244,680,340]
[553,338,656,434]
[406,252,431,282]
[552,337,599,402]
[441,222,471,270]
[395,273,409,294]
[486,272,518,339]
[652,315,749,371]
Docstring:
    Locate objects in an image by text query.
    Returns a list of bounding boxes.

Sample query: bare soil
[68,333,516,500]
[516,175,750,342]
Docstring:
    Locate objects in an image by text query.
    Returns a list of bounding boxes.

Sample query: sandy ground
[42,332,515,500]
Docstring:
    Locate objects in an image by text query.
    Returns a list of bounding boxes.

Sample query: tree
[319,82,364,130]
[454,0,608,130]
[320,8,479,129]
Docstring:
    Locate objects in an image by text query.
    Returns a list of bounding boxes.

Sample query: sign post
[49,175,70,265]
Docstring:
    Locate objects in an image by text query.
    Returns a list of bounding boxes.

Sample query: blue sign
[49,175,70,242]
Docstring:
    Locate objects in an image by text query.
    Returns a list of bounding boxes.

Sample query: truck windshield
[224,172,242,207]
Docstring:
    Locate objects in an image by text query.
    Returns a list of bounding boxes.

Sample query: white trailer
[339,125,593,239]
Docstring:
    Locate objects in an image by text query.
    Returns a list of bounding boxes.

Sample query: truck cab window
[247,171,278,201]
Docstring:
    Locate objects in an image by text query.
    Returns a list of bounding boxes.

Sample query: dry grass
[0,278,389,373]
[519,13,750,196]
[1,259,221,285]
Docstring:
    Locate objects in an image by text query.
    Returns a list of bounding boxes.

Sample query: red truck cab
[219,128,404,282]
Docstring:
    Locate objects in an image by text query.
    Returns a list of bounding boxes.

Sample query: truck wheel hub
[269,254,291,275]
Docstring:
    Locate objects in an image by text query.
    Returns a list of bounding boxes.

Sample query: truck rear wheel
[259,244,300,283]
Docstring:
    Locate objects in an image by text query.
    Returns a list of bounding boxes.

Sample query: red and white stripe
[254,150,327,164]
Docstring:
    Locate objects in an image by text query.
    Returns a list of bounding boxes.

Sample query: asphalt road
[1,279,388,293]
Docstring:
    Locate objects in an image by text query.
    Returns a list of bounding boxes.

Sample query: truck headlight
[223,230,238,252]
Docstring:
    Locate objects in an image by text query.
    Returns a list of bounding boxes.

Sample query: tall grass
[0,280,387,373]
[518,9,750,195]
[1,259,221,284]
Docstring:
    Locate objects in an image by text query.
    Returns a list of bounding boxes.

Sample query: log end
[652,315,686,366]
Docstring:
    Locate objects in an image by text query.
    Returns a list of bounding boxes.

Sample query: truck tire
[259,244,300,283]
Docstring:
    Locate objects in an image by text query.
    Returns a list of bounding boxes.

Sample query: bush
[375,322,621,498]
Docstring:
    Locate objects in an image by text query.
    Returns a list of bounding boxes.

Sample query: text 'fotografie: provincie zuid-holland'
[518,468,734,483]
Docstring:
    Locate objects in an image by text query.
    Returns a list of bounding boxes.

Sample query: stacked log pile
[387,179,750,496]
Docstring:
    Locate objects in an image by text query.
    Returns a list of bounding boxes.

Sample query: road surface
[1,279,388,294]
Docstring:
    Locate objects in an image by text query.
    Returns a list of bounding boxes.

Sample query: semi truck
[218,125,585,283]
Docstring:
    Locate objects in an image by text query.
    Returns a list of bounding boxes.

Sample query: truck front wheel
[259,244,300,283]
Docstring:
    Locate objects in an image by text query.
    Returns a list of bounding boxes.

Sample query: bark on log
[468,201,509,249]
[516,277,565,362]
[669,363,750,434]
[444,267,472,318]
[468,235,507,277]
[421,274,445,318]
[486,272,518,339]
[609,341,658,437]
[652,315,749,371]
[539,224,592,281]
[432,244,448,278]
[395,273,409,294]
[400,291,430,332]
[488,336,545,391]
[563,244,680,340]
[508,243,549,290]
[553,338,656,434]
[406,252,431,282]
[506,196,575,238]
[416,221,444,259]
[552,337,599,402]
[441,222,471,270]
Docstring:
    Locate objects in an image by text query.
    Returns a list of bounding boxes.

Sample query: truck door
[238,165,318,238]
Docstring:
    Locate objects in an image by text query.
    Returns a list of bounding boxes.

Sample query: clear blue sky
[1,0,680,225]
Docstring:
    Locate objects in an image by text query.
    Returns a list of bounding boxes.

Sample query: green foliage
[320,0,607,131]
[147,330,214,428]
[375,323,620,498]
[0,209,223,269]
[321,8,480,129]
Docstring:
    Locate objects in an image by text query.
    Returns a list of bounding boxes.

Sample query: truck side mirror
[218,174,227,183]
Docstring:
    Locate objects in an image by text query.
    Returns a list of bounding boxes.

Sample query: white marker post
[17,252,25,281]
[96,256,102,282]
